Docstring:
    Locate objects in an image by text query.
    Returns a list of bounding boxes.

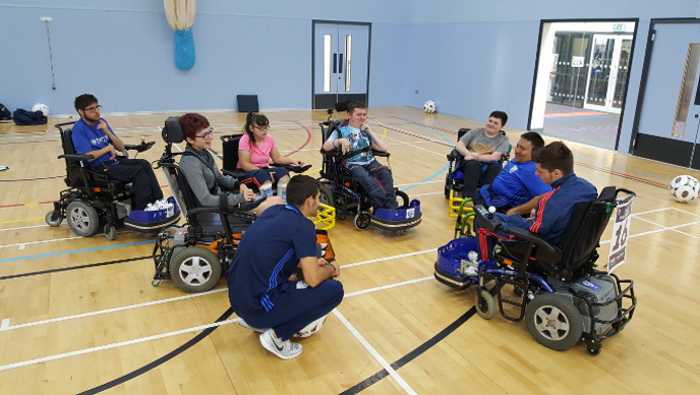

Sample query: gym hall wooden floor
[0,107,698,394]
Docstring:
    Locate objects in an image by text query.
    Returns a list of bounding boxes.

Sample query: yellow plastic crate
[448,189,473,217]
[310,203,336,230]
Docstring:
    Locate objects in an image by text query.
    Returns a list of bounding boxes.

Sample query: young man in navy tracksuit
[475,141,597,260]
[227,175,344,360]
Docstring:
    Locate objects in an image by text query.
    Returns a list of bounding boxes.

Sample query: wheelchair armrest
[270,163,311,173]
[446,149,462,161]
[372,150,390,158]
[186,206,226,216]
[473,204,503,232]
[222,168,246,178]
[124,141,155,153]
[239,195,267,212]
[59,153,94,161]
[507,227,562,257]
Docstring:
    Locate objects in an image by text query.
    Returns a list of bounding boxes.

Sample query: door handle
[695,114,698,118]
[339,54,344,73]
[333,54,337,74]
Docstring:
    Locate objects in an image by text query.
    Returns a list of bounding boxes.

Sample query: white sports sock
[277,183,288,204]
[260,183,273,197]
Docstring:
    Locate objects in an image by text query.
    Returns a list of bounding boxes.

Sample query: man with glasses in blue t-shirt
[70,94,164,211]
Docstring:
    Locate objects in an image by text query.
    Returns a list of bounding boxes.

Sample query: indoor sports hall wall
[0,0,411,115]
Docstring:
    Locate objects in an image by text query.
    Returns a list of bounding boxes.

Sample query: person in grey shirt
[454,111,510,198]
[178,113,283,216]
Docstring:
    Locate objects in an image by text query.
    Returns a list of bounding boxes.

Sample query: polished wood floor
[1,107,699,394]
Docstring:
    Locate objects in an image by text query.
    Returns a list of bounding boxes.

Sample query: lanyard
[284,204,302,216]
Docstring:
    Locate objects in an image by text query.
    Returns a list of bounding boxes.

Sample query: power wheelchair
[317,118,422,233]
[151,116,268,293]
[434,186,637,355]
[444,128,510,217]
[217,133,335,230]
[45,121,180,240]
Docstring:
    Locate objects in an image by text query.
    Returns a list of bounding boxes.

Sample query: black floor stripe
[77,307,234,395]
[0,256,150,280]
[339,307,477,395]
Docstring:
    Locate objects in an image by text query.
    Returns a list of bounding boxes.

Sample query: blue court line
[0,240,154,264]
[401,162,451,192]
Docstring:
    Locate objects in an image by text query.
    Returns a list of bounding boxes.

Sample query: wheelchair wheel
[105,224,117,241]
[525,293,584,351]
[170,246,222,293]
[45,210,62,227]
[475,288,496,320]
[354,212,371,230]
[66,201,99,237]
[319,185,334,207]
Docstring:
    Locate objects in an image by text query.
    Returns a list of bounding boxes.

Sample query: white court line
[0,288,227,332]
[670,206,700,218]
[1,319,9,329]
[342,249,435,269]
[0,275,436,373]
[333,309,418,395]
[0,250,434,332]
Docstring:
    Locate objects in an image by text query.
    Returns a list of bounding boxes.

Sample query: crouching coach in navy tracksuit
[227,175,344,360]
[475,141,597,260]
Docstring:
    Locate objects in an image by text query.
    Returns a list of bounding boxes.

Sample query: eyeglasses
[84,105,102,112]
[195,128,214,139]
[253,125,270,131]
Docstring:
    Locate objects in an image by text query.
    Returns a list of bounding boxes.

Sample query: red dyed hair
[179,113,210,142]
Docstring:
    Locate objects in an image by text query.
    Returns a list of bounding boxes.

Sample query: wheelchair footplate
[124,196,181,232]
[434,237,480,290]
[371,199,422,231]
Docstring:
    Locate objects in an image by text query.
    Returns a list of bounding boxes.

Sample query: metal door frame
[528,18,639,151]
[583,34,632,114]
[629,17,700,153]
[312,20,372,109]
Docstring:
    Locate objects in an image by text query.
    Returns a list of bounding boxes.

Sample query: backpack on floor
[12,108,47,125]
[0,103,11,121]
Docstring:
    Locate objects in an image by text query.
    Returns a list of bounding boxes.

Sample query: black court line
[0,256,150,281]
[339,307,477,395]
[77,307,234,395]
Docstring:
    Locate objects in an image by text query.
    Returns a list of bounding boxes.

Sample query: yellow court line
[0,217,44,224]
[369,116,388,140]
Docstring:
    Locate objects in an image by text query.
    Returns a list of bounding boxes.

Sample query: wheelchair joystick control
[488,206,496,215]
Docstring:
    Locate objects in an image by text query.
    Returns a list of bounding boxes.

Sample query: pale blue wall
[0,0,411,115]
[2,0,700,153]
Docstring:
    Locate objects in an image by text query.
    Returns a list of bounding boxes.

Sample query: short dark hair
[179,113,210,142]
[489,111,508,127]
[243,112,270,142]
[286,175,320,207]
[520,131,545,152]
[531,141,574,175]
[74,94,98,112]
[347,101,366,115]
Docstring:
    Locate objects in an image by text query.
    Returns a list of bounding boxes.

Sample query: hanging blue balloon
[174,29,195,70]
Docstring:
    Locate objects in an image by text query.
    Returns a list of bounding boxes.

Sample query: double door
[583,34,633,114]
[313,22,370,109]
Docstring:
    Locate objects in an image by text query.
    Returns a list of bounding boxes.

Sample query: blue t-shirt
[227,204,317,317]
[479,159,552,208]
[327,125,374,165]
[71,118,116,167]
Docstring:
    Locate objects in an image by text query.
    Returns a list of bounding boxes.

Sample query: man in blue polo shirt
[475,132,551,215]
[227,175,344,360]
[70,94,164,211]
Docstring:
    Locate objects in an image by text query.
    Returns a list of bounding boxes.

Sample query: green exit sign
[613,23,626,31]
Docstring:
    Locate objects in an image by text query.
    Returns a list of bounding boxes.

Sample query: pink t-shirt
[237,133,276,168]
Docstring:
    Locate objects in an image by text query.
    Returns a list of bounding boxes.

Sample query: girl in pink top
[238,113,304,201]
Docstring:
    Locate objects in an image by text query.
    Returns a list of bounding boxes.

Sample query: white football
[669,175,699,203]
[423,100,436,114]
[32,103,50,117]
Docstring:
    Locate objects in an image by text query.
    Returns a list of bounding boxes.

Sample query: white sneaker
[259,328,303,360]
[293,315,328,338]
[144,203,159,212]
[238,319,267,333]
[464,266,478,277]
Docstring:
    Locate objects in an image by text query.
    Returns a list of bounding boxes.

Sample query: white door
[583,34,633,114]
[313,22,370,109]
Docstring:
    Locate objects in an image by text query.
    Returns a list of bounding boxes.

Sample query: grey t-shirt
[459,128,510,155]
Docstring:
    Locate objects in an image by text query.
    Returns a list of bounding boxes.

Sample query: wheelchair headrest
[162,116,184,144]
[335,100,351,112]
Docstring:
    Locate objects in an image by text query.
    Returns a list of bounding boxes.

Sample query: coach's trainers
[259,328,303,360]
[238,318,267,333]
